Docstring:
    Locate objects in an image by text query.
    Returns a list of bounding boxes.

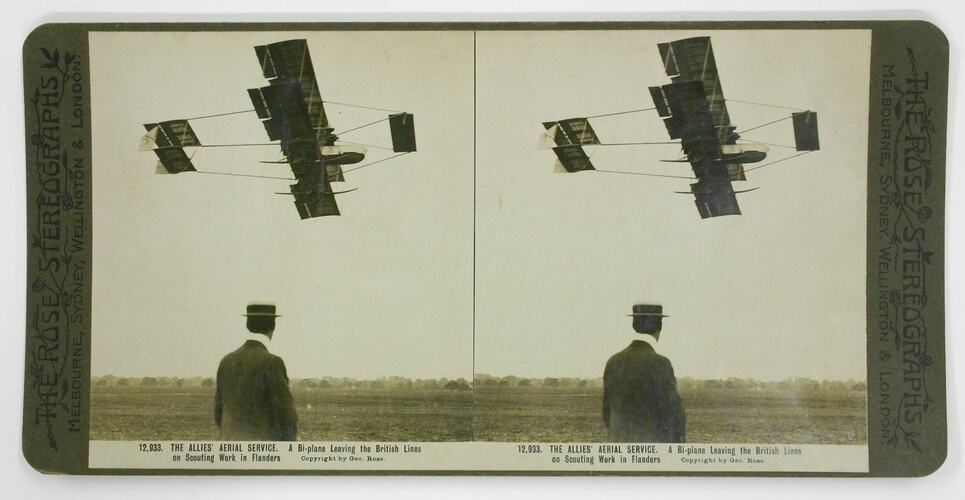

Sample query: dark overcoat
[215,340,298,441]
[603,340,686,442]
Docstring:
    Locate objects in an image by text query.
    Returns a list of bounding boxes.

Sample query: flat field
[91,386,473,441]
[473,386,867,444]
[91,385,866,444]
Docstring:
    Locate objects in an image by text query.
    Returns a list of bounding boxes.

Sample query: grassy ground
[473,386,867,444]
[91,385,866,444]
[91,386,473,441]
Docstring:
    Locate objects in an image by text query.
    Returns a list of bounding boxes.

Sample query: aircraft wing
[254,39,330,142]
[141,120,201,174]
[649,37,746,218]
[291,180,341,218]
[541,118,600,172]
[248,58,339,219]
[655,36,737,145]
[688,178,742,219]
[143,120,202,148]
[152,146,197,174]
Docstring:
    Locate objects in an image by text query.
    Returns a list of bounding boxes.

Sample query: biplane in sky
[140,39,417,219]
[541,36,820,219]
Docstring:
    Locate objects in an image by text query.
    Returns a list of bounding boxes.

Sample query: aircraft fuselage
[319,144,367,165]
[719,143,768,164]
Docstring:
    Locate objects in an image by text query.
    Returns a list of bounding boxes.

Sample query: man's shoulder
[218,350,287,381]
[646,351,676,376]
[255,349,287,371]
[649,348,670,361]
[219,342,277,363]
[218,344,245,362]
[605,344,639,369]
[617,343,673,364]
[640,346,671,365]
[266,351,286,366]
[605,348,629,365]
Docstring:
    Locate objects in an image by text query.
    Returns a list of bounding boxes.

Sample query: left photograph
[88,31,475,441]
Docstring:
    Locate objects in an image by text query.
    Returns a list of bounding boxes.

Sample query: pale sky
[90,29,870,382]
[90,31,474,379]
[474,29,871,381]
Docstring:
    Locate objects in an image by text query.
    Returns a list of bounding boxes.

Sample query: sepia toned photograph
[20,20,948,476]
[89,28,871,452]
[88,31,476,442]
[473,30,871,447]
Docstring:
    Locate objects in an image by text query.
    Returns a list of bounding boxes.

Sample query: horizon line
[90,374,868,383]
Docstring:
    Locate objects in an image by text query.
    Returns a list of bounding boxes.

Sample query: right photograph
[473,30,871,446]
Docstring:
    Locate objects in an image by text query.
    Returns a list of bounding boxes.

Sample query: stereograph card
[20,21,947,476]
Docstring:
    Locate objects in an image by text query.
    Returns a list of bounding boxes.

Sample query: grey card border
[21,21,947,476]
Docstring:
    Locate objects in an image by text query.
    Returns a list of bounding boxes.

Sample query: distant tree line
[674,377,867,393]
[473,374,865,392]
[473,374,603,388]
[92,374,866,393]
[91,375,473,391]
[93,375,215,388]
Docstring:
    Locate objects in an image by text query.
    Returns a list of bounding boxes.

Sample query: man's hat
[243,303,281,317]
[627,304,669,317]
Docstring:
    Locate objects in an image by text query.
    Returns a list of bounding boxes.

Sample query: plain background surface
[473,29,869,381]
[88,29,870,383]
[2,1,962,498]
[87,31,475,381]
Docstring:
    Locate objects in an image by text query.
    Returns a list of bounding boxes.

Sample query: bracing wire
[191,152,413,181]
[343,152,411,175]
[743,151,814,173]
[584,107,657,120]
[182,109,256,121]
[338,117,391,136]
[595,169,694,180]
[189,143,278,148]
[323,100,402,114]
[338,140,396,151]
[593,151,814,179]
[736,115,793,135]
[725,99,807,112]
[195,170,296,181]
[592,141,680,147]
[738,138,798,149]
[172,100,403,123]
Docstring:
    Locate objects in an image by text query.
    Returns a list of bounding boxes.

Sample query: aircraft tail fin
[389,113,417,152]
[792,111,820,151]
